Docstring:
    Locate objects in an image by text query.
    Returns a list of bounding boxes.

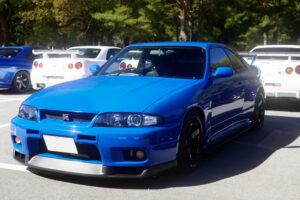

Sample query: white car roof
[251,45,300,52]
[68,46,120,50]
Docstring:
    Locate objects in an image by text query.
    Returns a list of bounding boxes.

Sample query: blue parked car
[11,42,265,178]
[0,46,45,93]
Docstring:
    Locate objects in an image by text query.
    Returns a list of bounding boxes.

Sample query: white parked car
[240,45,300,99]
[31,46,120,89]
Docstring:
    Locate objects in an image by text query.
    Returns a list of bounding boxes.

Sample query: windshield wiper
[105,68,142,76]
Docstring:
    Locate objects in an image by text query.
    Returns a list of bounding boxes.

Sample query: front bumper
[11,117,180,177]
[14,150,177,178]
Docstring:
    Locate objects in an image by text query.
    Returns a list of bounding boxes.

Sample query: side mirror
[89,65,100,73]
[212,67,233,78]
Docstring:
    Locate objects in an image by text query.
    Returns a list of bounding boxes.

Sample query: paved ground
[0,89,299,200]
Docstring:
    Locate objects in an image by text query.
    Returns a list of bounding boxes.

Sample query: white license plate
[43,135,78,154]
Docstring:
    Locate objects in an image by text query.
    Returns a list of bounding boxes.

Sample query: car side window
[210,47,232,73]
[106,49,121,60]
[224,48,248,73]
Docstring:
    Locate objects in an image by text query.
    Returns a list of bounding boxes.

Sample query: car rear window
[0,48,22,58]
[256,56,289,60]
[47,54,72,58]
[291,56,300,61]
[70,48,101,58]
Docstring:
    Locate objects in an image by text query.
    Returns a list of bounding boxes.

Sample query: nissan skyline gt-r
[0,46,46,93]
[10,42,265,178]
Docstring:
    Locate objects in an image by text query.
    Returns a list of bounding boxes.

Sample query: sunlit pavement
[0,89,299,200]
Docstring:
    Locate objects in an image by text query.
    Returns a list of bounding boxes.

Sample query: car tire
[12,71,31,93]
[177,110,204,173]
[252,92,265,130]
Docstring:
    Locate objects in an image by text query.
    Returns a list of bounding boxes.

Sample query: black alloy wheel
[252,92,265,130]
[178,110,204,173]
[12,71,31,93]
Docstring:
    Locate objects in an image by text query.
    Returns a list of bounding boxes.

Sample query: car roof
[0,46,44,49]
[251,45,300,50]
[69,46,120,50]
[128,42,227,49]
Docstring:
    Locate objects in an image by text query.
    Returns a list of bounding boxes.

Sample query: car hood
[24,76,198,113]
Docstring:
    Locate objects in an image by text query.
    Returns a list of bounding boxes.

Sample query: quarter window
[224,49,248,73]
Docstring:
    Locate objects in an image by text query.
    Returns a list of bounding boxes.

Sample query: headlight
[18,104,37,121]
[93,113,163,127]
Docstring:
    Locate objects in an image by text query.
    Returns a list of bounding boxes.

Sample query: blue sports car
[11,42,265,178]
[0,46,45,93]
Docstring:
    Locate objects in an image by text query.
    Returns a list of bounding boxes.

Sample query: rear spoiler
[238,52,300,65]
[32,49,83,59]
[238,52,257,65]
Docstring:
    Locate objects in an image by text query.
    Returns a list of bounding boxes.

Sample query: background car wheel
[252,92,265,130]
[12,71,31,93]
[177,110,204,173]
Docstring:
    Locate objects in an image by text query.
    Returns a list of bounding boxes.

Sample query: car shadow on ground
[0,88,36,96]
[266,97,300,112]
[30,99,300,189]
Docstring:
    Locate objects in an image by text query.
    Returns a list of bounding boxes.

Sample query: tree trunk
[178,7,188,41]
[0,15,9,46]
[272,30,278,44]
[263,32,267,45]
[193,0,204,41]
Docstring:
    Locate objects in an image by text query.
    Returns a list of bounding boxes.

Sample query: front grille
[40,109,95,122]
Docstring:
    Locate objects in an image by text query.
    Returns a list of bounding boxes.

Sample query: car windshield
[97,46,206,79]
[0,48,22,58]
[70,48,101,58]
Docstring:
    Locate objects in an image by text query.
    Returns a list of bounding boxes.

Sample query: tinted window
[210,48,232,73]
[71,48,101,58]
[224,49,248,73]
[0,48,22,58]
[252,48,300,53]
[98,46,206,79]
[106,48,121,60]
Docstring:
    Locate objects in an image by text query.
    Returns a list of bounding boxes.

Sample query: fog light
[127,149,146,161]
[136,150,145,160]
[15,136,21,144]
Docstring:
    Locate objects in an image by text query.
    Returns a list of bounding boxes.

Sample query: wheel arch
[12,69,30,79]
[11,70,31,93]
[178,105,207,149]
[257,86,265,97]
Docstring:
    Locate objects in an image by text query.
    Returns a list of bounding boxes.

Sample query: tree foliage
[0,0,299,50]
